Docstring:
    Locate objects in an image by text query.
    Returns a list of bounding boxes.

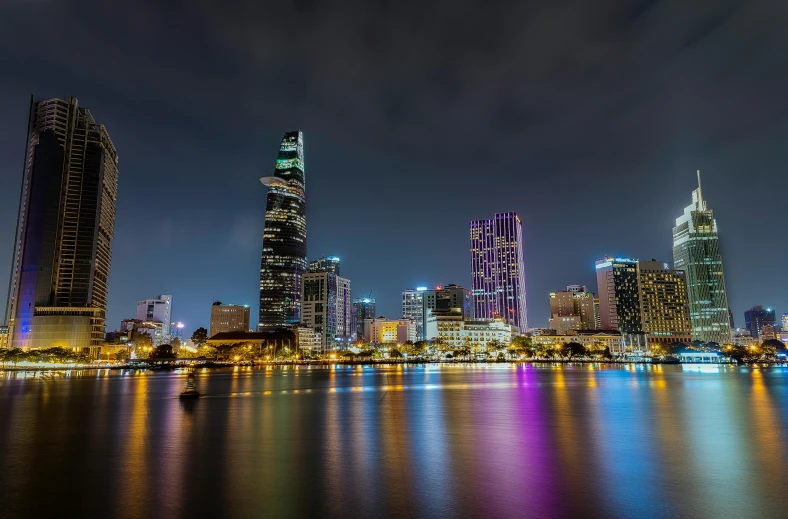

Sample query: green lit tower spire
[258,131,307,329]
[672,171,731,345]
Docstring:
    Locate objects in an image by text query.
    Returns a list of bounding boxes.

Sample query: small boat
[179,371,200,399]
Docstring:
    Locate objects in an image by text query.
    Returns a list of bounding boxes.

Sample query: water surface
[1,364,786,518]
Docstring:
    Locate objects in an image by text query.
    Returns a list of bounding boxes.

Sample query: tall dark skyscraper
[744,305,775,339]
[9,97,118,350]
[469,212,528,331]
[351,297,376,342]
[672,172,731,345]
[258,131,307,329]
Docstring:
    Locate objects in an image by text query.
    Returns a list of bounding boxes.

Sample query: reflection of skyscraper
[258,131,307,330]
[672,172,731,344]
[9,97,118,350]
[469,212,527,331]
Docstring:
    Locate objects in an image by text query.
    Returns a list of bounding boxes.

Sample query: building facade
[402,287,427,341]
[531,332,625,355]
[9,97,119,350]
[136,295,172,342]
[595,257,642,334]
[548,286,596,334]
[433,313,517,351]
[209,303,251,337]
[744,306,776,339]
[258,131,307,330]
[300,262,351,352]
[363,317,417,345]
[637,261,692,345]
[351,298,376,342]
[672,172,732,344]
[470,212,527,331]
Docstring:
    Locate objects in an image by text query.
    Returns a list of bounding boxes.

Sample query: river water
[1,364,786,518]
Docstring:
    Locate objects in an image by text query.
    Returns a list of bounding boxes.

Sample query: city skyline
[1,2,787,334]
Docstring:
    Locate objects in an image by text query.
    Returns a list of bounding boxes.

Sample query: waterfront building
[596,257,691,349]
[783,314,788,332]
[209,303,251,336]
[351,297,376,342]
[743,306,776,339]
[295,326,322,355]
[0,325,8,349]
[9,97,118,350]
[136,295,172,342]
[421,284,472,338]
[363,317,416,345]
[258,131,307,330]
[595,257,642,334]
[731,329,758,348]
[531,331,625,354]
[402,287,427,341]
[637,261,692,346]
[470,212,528,331]
[432,311,518,351]
[300,262,351,352]
[672,171,732,344]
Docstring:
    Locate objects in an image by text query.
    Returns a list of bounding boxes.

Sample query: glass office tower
[672,172,731,344]
[258,131,307,329]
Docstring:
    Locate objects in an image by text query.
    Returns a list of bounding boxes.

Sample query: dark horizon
[1,1,787,335]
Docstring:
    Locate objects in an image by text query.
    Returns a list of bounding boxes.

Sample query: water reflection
[0,365,787,518]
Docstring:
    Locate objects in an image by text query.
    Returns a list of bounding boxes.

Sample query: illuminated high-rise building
[549,286,596,333]
[351,297,376,342]
[258,131,307,329]
[744,306,776,339]
[9,97,118,350]
[595,257,642,334]
[672,171,732,344]
[402,287,427,341]
[209,303,251,337]
[469,212,527,331]
[300,259,351,352]
[638,261,692,345]
[309,256,340,275]
[136,295,172,343]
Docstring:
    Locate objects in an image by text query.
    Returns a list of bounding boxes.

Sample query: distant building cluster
[2,103,784,359]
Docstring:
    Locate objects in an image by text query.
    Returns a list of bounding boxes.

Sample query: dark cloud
[0,0,786,332]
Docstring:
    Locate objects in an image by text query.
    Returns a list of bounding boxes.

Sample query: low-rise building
[209,303,251,336]
[296,327,322,355]
[531,331,624,354]
[363,317,417,345]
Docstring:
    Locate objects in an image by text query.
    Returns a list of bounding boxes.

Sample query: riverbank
[2,358,786,371]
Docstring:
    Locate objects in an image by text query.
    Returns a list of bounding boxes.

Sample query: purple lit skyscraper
[470,212,527,331]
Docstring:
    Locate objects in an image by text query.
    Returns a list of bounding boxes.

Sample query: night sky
[1,0,787,335]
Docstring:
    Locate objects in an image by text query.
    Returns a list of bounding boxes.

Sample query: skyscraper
[9,97,118,350]
[743,306,776,339]
[672,172,732,344]
[469,212,527,331]
[402,287,427,341]
[637,261,692,345]
[301,259,351,352]
[258,131,307,330]
[309,256,340,275]
[595,257,642,334]
[351,298,376,342]
[596,257,692,348]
